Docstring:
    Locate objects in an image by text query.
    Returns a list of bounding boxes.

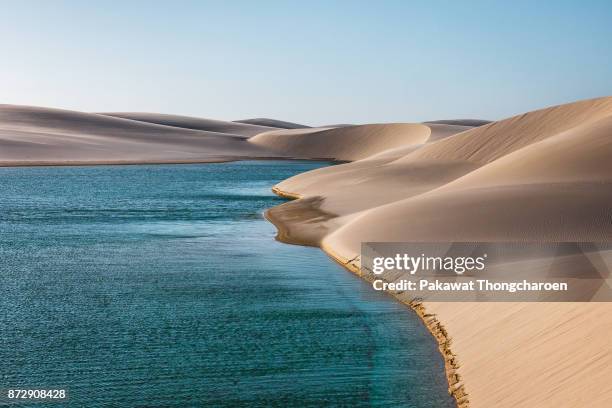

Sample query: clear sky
[2,1,611,125]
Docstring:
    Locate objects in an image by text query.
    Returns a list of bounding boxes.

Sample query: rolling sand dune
[1,106,433,166]
[249,123,432,161]
[0,105,280,166]
[267,122,480,245]
[325,114,612,252]
[266,97,612,407]
[99,112,276,137]
[413,97,612,164]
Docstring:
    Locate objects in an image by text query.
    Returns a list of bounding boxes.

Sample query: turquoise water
[0,161,454,407]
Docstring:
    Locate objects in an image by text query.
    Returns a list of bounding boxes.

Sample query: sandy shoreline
[320,234,469,407]
[266,187,467,407]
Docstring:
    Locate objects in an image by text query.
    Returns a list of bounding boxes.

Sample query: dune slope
[267,122,480,245]
[267,97,612,408]
[249,123,432,161]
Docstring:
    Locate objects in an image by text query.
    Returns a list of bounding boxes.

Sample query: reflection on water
[0,162,454,407]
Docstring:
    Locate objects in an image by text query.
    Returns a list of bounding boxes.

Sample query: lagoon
[0,161,453,407]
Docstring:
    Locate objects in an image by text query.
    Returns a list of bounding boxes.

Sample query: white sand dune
[325,117,612,254]
[267,97,612,407]
[99,112,276,137]
[323,98,612,253]
[424,119,491,127]
[267,122,479,244]
[413,97,612,164]
[234,118,309,129]
[0,105,279,166]
[249,123,432,161]
[1,106,431,166]
[271,97,612,245]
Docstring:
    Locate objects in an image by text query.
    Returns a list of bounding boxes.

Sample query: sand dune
[234,118,309,129]
[325,116,612,253]
[424,119,491,127]
[267,122,480,244]
[323,98,612,253]
[270,97,612,246]
[1,106,434,166]
[99,112,276,137]
[0,105,279,165]
[413,97,612,164]
[249,123,432,161]
[267,96,612,407]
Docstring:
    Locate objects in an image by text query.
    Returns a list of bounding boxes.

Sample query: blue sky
[1,1,611,125]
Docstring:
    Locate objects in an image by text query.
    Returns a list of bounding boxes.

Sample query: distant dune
[0,106,431,166]
[266,96,612,407]
[99,112,277,137]
[0,105,278,166]
[234,118,309,129]
[424,119,492,127]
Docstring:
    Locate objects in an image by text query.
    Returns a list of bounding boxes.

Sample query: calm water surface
[0,161,454,407]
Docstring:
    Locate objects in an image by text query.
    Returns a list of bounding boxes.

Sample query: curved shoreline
[267,186,468,408]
